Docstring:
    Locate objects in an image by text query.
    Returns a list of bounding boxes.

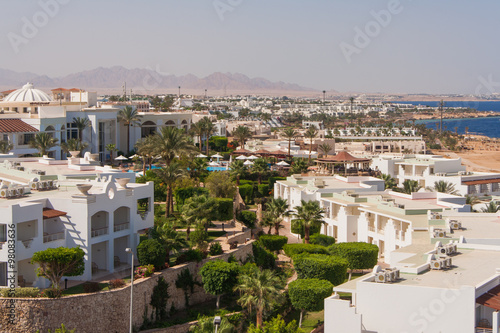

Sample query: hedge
[289,278,334,312]
[215,198,233,221]
[0,287,40,298]
[309,234,336,247]
[239,184,254,203]
[268,176,286,191]
[252,241,276,269]
[237,210,256,228]
[283,243,328,257]
[209,136,229,152]
[328,242,379,270]
[259,235,288,252]
[174,187,209,208]
[293,253,348,285]
[257,184,270,197]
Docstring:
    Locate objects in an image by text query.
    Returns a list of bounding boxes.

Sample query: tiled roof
[1,89,16,95]
[477,284,500,311]
[462,178,500,186]
[0,119,39,133]
[42,208,67,219]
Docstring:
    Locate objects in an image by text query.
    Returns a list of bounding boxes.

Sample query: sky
[1,0,499,94]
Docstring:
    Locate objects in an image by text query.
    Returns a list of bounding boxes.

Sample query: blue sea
[391,101,500,138]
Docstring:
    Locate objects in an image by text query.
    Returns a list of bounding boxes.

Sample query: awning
[463,179,500,186]
[477,285,500,311]
[42,208,67,220]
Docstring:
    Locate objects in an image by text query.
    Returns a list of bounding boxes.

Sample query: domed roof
[3,83,53,103]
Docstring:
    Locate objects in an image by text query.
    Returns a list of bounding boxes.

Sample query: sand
[437,150,500,173]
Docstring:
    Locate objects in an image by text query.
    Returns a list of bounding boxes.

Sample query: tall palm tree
[156,223,187,263]
[29,133,58,157]
[292,200,324,243]
[282,128,298,159]
[155,163,186,217]
[252,158,269,185]
[60,138,88,157]
[201,118,216,156]
[349,96,355,118]
[190,121,205,152]
[265,197,291,235]
[154,126,196,166]
[318,143,332,158]
[188,158,208,185]
[233,125,252,148]
[105,143,117,165]
[428,180,459,195]
[135,135,157,174]
[229,160,247,186]
[304,126,318,162]
[0,140,13,154]
[118,106,142,154]
[72,117,91,144]
[234,269,284,328]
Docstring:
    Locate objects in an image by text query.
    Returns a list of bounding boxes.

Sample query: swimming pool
[207,166,228,171]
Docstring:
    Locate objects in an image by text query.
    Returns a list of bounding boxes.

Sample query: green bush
[215,198,233,221]
[239,180,254,186]
[252,241,276,269]
[293,254,348,285]
[328,242,379,271]
[209,136,229,151]
[309,234,336,247]
[289,278,333,312]
[283,243,328,257]
[189,228,209,248]
[209,242,223,256]
[237,210,256,228]
[174,187,209,208]
[259,235,288,252]
[291,220,321,238]
[137,238,167,269]
[0,287,40,298]
[257,184,270,197]
[238,184,254,203]
[42,288,62,298]
[175,249,206,265]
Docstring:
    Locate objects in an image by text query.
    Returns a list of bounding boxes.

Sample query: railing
[43,231,65,243]
[91,227,108,238]
[476,328,492,333]
[367,226,376,232]
[114,222,130,232]
[378,228,385,235]
[21,239,33,248]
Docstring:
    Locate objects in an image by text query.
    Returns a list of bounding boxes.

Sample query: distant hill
[0,66,318,94]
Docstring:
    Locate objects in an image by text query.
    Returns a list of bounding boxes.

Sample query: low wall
[0,242,253,333]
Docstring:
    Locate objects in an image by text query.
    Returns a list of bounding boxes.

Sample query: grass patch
[285,309,324,331]
[61,277,132,296]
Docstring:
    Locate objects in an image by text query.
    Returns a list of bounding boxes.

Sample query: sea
[391,101,500,138]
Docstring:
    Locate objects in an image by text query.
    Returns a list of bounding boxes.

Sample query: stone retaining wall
[0,242,253,333]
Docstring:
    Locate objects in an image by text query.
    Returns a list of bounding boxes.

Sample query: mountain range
[0,66,317,94]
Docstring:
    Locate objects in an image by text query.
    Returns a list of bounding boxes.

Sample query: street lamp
[125,248,134,333]
[213,316,221,333]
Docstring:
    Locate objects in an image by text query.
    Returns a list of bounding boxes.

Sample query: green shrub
[215,198,233,221]
[175,249,206,265]
[328,242,379,271]
[134,264,155,278]
[239,180,254,186]
[227,313,244,327]
[209,242,223,256]
[237,210,257,228]
[293,254,348,285]
[82,282,100,293]
[259,235,288,252]
[268,177,286,191]
[252,241,276,269]
[42,288,62,298]
[289,278,333,312]
[257,184,270,197]
[209,136,228,151]
[309,234,336,247]
[189,228,209,248]
[137,238,167,269]
[283,243,328,257]
[0,287,40,298]
[109,279,125,289]
[238,184,254,203]
[291,220,320,238]
[174,187,209,208]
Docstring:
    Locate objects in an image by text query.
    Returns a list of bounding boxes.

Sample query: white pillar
[493,311,500,333]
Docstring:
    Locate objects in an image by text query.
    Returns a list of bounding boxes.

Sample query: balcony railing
[114,222,130,232]
[43,231,65,243]
[91,227,108,238]
[367,226,376,232]
[476,328,492,333]
[378,228,385,235]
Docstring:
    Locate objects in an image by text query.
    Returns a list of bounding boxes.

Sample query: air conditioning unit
[450,221,461,230]
[430,260,442,270]
[375,272,387,283]
[0,189,6,198]
[31,182,39,190]
[442,257,452,268]
[438,246,448,255]
[434,230,446,238]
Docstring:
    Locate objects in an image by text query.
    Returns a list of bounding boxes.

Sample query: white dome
[3,83,53,103]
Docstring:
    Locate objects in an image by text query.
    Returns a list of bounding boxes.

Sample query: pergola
[315,150,371,176]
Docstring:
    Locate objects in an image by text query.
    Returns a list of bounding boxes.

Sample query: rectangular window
[23,133,34,145]
[0,224,6,242]
[2,135,8,141]
[66,123,78,140]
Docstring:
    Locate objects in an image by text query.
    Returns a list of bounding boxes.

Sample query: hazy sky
[1,0,499,94]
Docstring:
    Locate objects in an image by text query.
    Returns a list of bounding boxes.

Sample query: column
[493,311,499,333]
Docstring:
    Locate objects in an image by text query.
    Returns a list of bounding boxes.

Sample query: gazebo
[315,150,371,176]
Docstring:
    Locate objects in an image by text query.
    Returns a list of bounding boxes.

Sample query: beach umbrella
[277,161,289,166]
[212,153,223,158]
[208,161,219,166]
[129,154,140,159]
[243,160,254,166]
[236,155,247,160]
[247,155,258,160]
[196,153,208,158]
[115,155,128,161]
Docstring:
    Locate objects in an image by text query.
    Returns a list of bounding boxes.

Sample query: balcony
[476,328,492,333]
[367,226,376,233]
[43,231,65,243]
[91,227,108,238]
[114,222,130,232]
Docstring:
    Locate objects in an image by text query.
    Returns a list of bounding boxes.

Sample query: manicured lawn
[285,309,324,331]
[61,278,132,296]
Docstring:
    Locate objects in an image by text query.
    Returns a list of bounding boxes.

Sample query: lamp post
[213,316,221,333]
[125,248,134,333]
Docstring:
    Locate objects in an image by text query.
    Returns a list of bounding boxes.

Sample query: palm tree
[201,118,216,156]
[465,194,480,207]
[188,158,208,185]
[281,128,298,159]
[252,158,269,185]
[118,106,142,154]
[234,269,284,328]
[318,143,332,158]
[290,159,308,175]
[155,163,186,217]
[154,126,196,166]
[304,126,318,162]
[190,121,204,152]
[189,316,234,333]
[135,136,157,174]
[72,117,91,144]
[265,198,291,235]
[379,174,397,190]
[0,140,13,154]
[29,133,58,156]
[402,179,421,194]
[233,125,252,148]
[292,200,324,243]
[60,138,88,157]
[181,195,218,233]
[482,201,500,213]
[349,96,355,118]
[156,223,187,264]
[105,143,118,165]
[428,180,459,195]
[229,160,247,186]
